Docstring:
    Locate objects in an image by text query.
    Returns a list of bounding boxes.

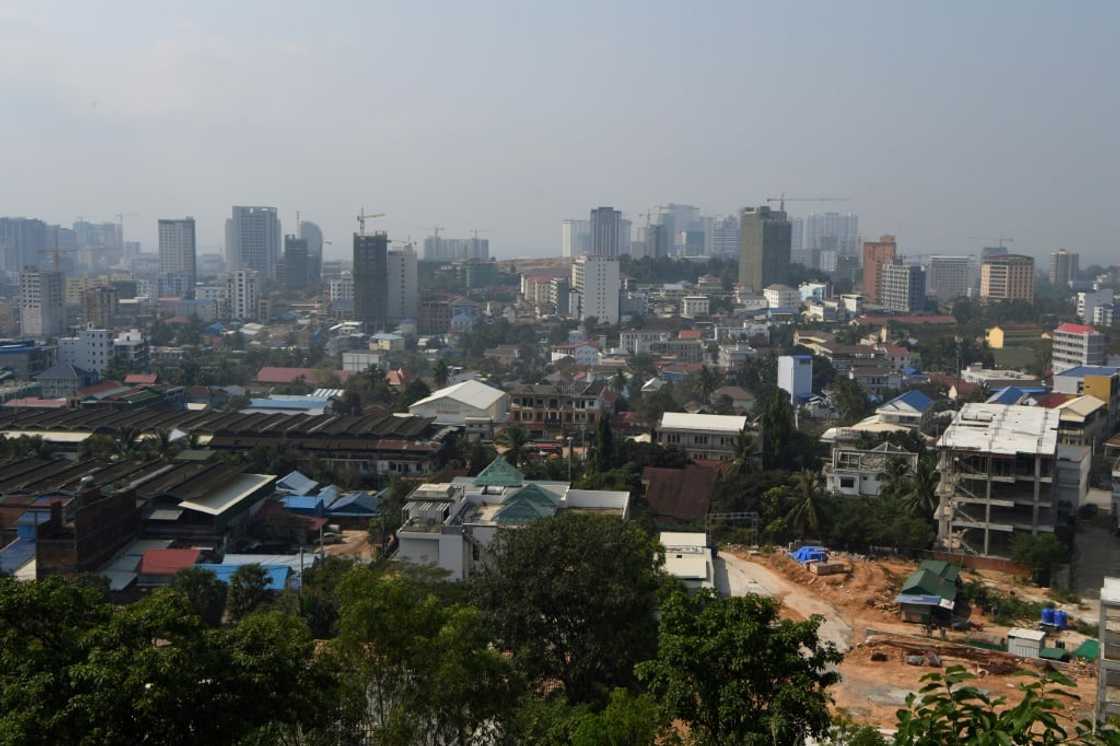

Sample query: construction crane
[765,194,849,212]
[967,235,1015,249]
[356,207,385,237]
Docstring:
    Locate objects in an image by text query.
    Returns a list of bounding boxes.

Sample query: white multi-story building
[561,219,591,258]
[571,257,619,324]
[799,282,829,301]
[704,215,740,258]
[329,274,354,304]
[158,218,197,298]
[926,256,971,301]
[225,270,258,322]
[226,206,281,279]
[422,236,489,261]
[113,329,148,369]
[18,269,64,338]
[1052,322,1106,372]
[619,329,670,354]
[386,247,418,326]
[1078,288,1114,324]
[58,325,114,375]
[681,296,710,319]
[763,284,800,310]
[657,412,749,461]
[778,354,813,403]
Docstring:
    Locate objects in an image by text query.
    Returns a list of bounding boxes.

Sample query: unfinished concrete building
[935,404,1082,558]
[1099,577,1120,721]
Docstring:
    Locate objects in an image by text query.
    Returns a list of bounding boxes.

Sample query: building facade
[589,206,625,258]
[226,206,281,279]
[738,206,791,293]
[386,246,419,326]
[158,218,197,298]
[980,254,1035,304]
[298,220,324,284]
[1049,249,1079,287]
[0,217,48,273]
[926,256,971,301]
[802,212,859,269]
[283,235,309,290]
[1052,323,1106,372]
[225,270,258,322]
[861,235,897,304]
[561,219,591,258]
[880,263,927,313]
[354,233,389,332]
[571,257,620,324]
[18,270,64,338]
[657,412,749,462]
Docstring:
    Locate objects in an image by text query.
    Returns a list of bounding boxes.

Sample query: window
[840,477,856,489]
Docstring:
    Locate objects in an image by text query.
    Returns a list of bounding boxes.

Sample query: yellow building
[980,254,1035,303]
[985,324,1045,350]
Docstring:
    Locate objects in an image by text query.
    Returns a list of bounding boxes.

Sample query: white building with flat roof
[657,412,749,461]
[660,532,714,591]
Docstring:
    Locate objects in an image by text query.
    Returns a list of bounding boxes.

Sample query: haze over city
[2,1,1118,262]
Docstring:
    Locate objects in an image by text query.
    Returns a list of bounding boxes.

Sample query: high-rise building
[706,215,740,257]
[926,256,971,301]
[1049,249,1079,287]
[738,206,791,293]
[226,206,281,279]
[879,263,927,313]
[803,212,859,268]
[18,269,65,338]
[158,218,197,299]
[82,286,118,329]
[299,220,324,284]
[981,246,1010,261]
[646,223,671,259]
[861,235,897,304]
[653,204,701,254]
[354,233,389,332]
[225,270,258,321]
[386,246,419,326]
[778,355,813,404]
[980,254,1035,304]
[789,217,806,265]
[561,219,591,258]
[1051,322,1106,372]
[283,235,309,290]
[589,207,624,258]
[0,217,48,273]
[421,235,489,261]
[571,257,620,324]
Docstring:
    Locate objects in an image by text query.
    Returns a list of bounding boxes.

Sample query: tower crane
[356,207,385,237]
[765,194,849,212]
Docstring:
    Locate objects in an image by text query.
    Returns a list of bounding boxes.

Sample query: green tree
[730,427,758,478]
[434,358,450,387]
[590,415,616,474]
[760,390,795,470]
[638,590,840,746]
[473,512,663,704]
[786,470,828,538]
[497,424,531,467]
[171,567,227,626]
[831,376,871,425]
[226,563,271,622]
[902,455,940,518]
[1011,533,1068,585]
[893,666,1118,745]
[396,377,432,410]
[333,567,519,743]
[570,688,668,746]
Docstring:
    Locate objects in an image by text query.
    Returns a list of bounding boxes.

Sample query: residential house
[394,458,629,581]
[825,442,919,497]
[875,390,934,427]
[641,463,719,521]
[660,532,714,591]
[507,381,609,435]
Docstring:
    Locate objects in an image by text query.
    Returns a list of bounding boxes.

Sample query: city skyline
[1,2,1117,263]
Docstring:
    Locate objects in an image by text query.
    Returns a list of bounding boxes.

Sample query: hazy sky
[2,1,1118,264]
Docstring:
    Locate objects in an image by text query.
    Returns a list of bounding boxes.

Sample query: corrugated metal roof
[178,473,274,516]
[659,412,748,433]
[409,380,506,411]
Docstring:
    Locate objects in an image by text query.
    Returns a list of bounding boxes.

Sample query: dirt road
[715,551,853,652]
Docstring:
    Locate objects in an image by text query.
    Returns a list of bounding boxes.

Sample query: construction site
[718,547,1102,730]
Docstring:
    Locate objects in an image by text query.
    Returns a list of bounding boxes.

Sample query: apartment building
[507,381,608,435]
[980,254,1035,304]
[935,404,1084,558]
[657,412,749,461]
[1051,323,1106,372]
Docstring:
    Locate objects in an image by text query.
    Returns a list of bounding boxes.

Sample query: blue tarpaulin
[790,546,828,564]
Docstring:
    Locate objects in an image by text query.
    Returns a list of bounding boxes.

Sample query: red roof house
[124,373,159,385]
[138,548,201,581]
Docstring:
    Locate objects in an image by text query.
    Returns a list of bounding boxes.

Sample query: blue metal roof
[1054,366,1120,378]
[279,495,323,513]
[884,390,934,413]
[247,398,330,410]
[195,564,291,591]
[276,470,319,494]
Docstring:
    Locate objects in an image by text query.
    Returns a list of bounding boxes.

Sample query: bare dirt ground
[324,530,377,561]
[720,548,1100,730]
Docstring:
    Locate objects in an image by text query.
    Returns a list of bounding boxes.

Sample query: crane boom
[356,207,385,237]
[765,194,849,212]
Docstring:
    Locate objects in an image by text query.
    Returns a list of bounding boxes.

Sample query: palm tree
[786,470,826,538]
[902,456,940,518]
[434,359,450,388]
[497,425,530,467]
[697,365,721,401]
[730,428,758,478]
[880,456,913,500]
